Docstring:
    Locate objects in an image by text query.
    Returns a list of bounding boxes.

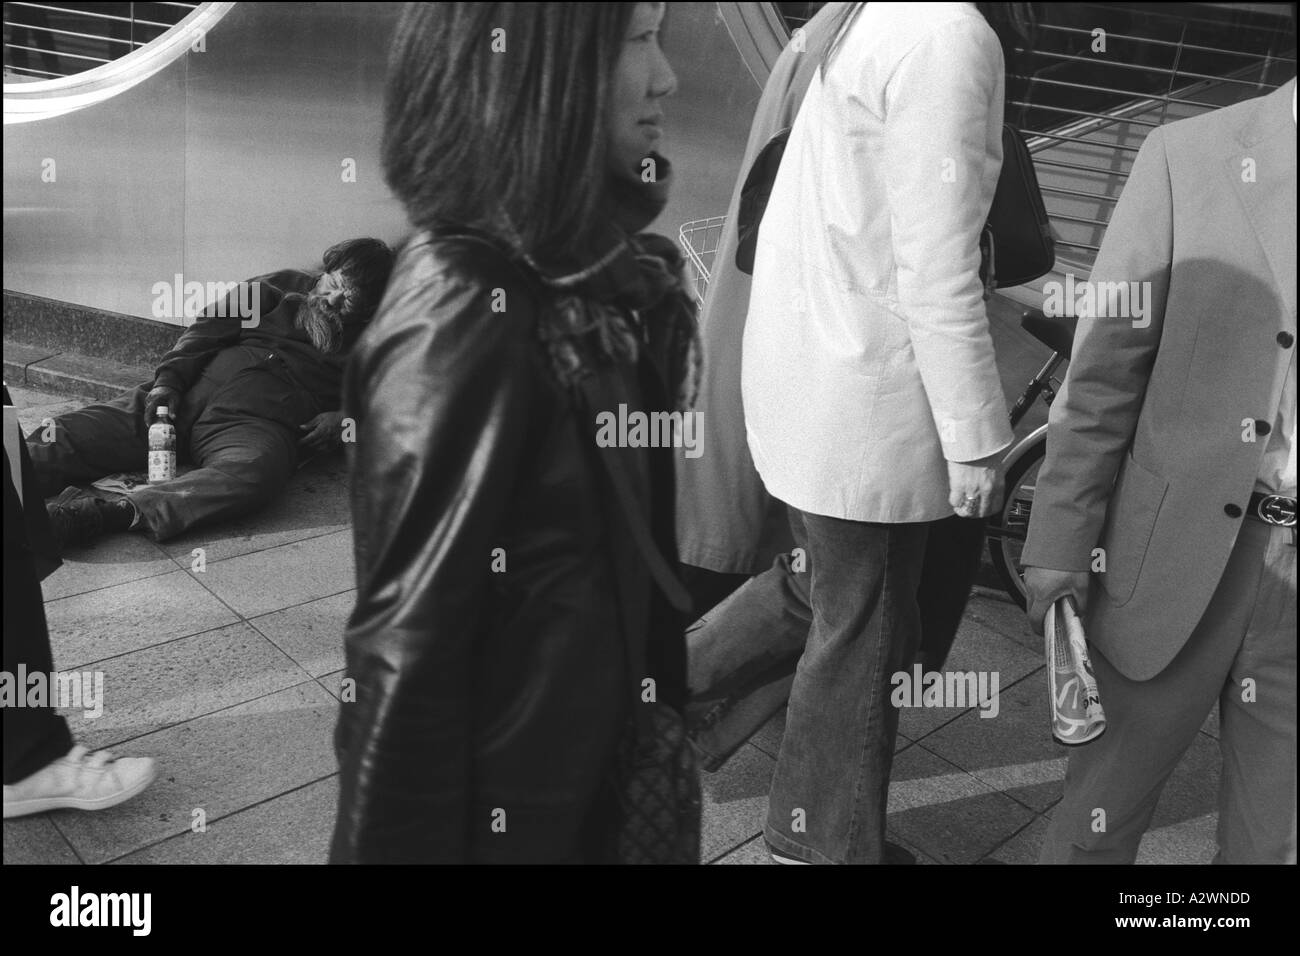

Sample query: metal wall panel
[3,2,407,323]
[2,2,761,324]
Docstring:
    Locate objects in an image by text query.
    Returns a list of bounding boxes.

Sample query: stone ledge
[3,289,176,369]
[7,343,151,403]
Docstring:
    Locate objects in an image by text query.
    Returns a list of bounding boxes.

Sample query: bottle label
[148,450,176,484]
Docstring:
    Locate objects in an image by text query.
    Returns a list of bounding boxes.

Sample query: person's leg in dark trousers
[686,509,813,770]
[3,468,73,784]
[25,383,154,498]
[129,404,300,542]
[1216,525,1295,863]
[687,508,982,771]
[915,515,986,670]
[764,510,929,864]
[1039,520,1295,864]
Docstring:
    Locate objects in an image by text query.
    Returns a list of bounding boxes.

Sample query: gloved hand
[144,385,181,427]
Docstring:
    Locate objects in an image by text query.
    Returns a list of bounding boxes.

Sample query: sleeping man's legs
[27,375,302,546]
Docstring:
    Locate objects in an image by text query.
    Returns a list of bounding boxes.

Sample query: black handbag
[601,701,702,864]
[735,123,1055,291]
[579,390,702,865]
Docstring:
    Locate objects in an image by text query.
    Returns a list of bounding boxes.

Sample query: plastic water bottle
[148,406,176,484]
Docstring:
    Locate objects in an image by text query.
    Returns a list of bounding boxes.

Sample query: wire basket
[677,215,727,306]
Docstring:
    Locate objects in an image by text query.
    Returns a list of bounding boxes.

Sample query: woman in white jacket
[741,2,1019,864]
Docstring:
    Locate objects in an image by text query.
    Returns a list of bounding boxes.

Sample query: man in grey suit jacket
[1023,79,1296,864]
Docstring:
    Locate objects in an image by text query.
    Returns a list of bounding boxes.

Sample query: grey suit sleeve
[1020,129,1174,571]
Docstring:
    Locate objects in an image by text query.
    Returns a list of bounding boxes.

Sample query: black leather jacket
[331,232,690,863]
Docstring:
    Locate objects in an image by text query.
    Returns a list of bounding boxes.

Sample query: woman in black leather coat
[330,2,699,864]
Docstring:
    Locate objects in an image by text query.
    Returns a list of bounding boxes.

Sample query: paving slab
[898,617,1042,742]
[886,744,1037,865]
[52,681,339,864]
[56,622,309,750]
[713,834,774,864]
[1136,813,1217,865]
[251,590,353,677]
[2,815,82,865]
[317,669,347,701]
[191,530,354,618]
[40,532,179,602]
[964,590,1040,655]
[700,743,775,863]
[112,776,339,865]
[985,814,1050,864]
[45,569,240,669]
[918,668,1067,812]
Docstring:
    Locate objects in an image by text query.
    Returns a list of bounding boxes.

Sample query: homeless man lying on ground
[27,238,395,551]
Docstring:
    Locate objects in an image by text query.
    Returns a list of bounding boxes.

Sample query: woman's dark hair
[322,237,395,321]
[382,2,636,263]
[976,2,1039,122]
[820,2,1038,109]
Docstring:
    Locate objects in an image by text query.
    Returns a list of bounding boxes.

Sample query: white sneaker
[3,745,157,818]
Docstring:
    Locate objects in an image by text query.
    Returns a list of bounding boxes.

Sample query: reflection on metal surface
[4,2,234,124]
[715,1,787,89]
[3,2,406,318]
[2,2,763,324]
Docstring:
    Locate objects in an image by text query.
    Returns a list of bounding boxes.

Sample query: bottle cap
[157,406,169,418]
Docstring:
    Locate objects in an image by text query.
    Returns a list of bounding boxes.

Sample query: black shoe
[46,487,135,552]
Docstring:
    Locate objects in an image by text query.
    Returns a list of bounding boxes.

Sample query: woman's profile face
[607,2,676,180]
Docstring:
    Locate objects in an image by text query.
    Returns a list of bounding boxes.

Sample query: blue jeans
[686,508,983,772]
[687,506,967,863]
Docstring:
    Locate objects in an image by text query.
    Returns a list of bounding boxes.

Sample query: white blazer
[742,1,1013,522]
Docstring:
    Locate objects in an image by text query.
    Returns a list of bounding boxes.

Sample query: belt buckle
[1256,494,1297,528]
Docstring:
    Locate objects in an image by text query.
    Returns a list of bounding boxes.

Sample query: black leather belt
[1248,491,1297,528]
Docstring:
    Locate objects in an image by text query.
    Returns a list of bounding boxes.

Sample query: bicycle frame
[1008,351,1066,429]
[985,349,1065,544]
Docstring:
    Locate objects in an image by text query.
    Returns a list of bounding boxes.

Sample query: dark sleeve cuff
[152,371,185,392]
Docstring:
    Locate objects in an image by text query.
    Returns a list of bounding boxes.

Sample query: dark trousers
[3,416,72,783]
[1041,519,1296,864]
[3,540,72,783]
[763,508,931,863]
[26,356,306,541]
[686,507,984,774]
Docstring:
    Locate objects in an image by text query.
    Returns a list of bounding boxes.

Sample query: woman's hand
[947,452,1005,518]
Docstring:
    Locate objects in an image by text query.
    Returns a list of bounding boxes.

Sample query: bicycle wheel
[987,434,1047,609]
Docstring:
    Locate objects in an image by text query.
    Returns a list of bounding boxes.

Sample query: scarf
[524,153,701,412]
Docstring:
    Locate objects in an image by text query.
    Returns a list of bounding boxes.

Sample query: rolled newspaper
[1045,596,1106,745]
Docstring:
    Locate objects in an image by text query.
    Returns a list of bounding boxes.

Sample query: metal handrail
[1002,7,1291,276]
[4,23,140,47]
[1009,73,1236,112]
[1030,48,1280,89]
[3,1,201,80]
[7,3,175,29]
[1038,21,1296,63]
[1009,100,1164,128]
[3,43,110,65]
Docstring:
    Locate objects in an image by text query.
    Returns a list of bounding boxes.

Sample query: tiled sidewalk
[3,385,1220,865]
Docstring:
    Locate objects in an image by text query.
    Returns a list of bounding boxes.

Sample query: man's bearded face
[296,272,352,355]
